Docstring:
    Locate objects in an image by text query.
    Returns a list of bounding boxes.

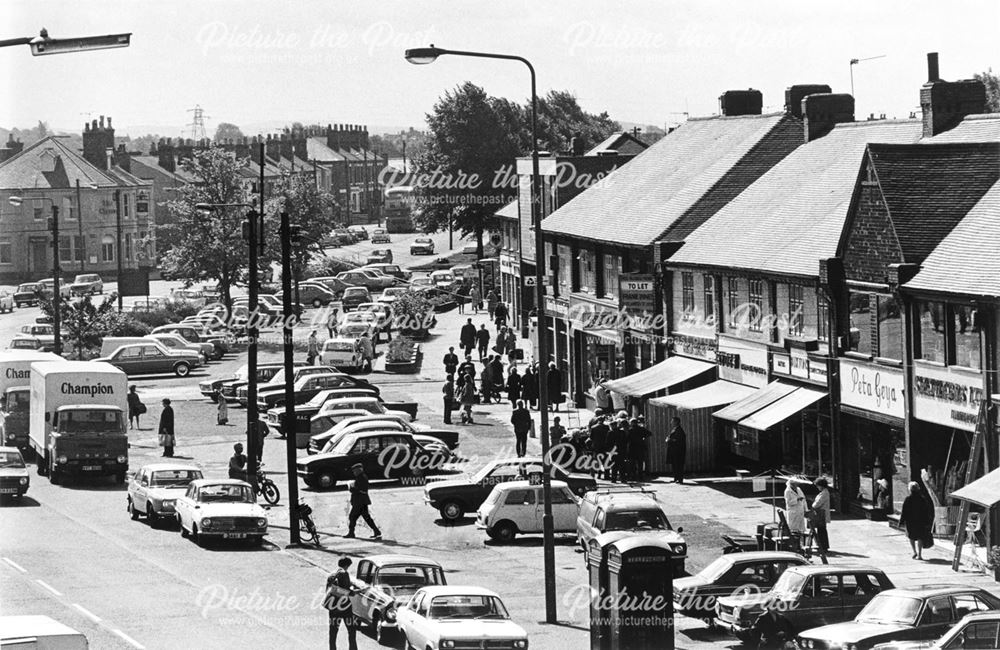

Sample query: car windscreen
[605,508,669,531]
[856,594,923,625]
[324,341,355,351]
[771,570,808,598]
[17,284,37,292]
[698,555,735,582]
[198,484,253,503]
[151,469,204,487]
[0,451,25,468]
[5,390,30,412]
[428,595,509,620]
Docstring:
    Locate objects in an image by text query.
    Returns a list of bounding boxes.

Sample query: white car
[396,586,528,650]
[128,463,204,526]
[0,290,13,313]
[476,480,580,542]
[175,479,268,546]
[430,270,455,288]
[377,287,409,305]
[320,337,363,370]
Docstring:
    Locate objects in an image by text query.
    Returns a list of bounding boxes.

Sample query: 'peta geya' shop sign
[838,360,904,420]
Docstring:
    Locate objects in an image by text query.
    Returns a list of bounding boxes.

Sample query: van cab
[476,480,580,542]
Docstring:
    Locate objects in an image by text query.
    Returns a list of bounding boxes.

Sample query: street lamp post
[280,209,302,546]
[0,28,131,55]
[9,195,62,355]
[405,44,558,623]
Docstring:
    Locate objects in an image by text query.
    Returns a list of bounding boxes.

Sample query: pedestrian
[442,374,455,425]
[511,400,532,457]
[443,346,459,377]
[358,332,374,372]
[589,413,610,479]
[783,478,808,538]
[494,302,508,332]
[459,375,476,424]
[460,318,476,356]
[307,330,320,365]
[457,284,466,314]
[458,355,477,386]
[326,306,340,339]
[252,419,267,462]
[127,385,144,430]
[486,289,499,319]
[216,389,228,425]
[325,557,359,650]
[504,327,517,364]
[594,377,611,412]
[665,416,687,483]
[546,362,563,412]
[522,365,538,409]
[228,443,247,481]
[612,419,633,482]
[549,416,566,448]
[476,324,491,361]
[158,398,175,457]
[506,367,522,404]
[628,417,650,481]
[489,356,504,401]
[345,463,381,539]
[480,363,494,405]
[900,481,933,560]
[810,477,832,553]
[470,285,482,313]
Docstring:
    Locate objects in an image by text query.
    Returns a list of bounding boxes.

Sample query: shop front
[499,251,521,330]
[569,295,626,409]
[543,296,573,400]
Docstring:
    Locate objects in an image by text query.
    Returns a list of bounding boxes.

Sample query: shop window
[726,277,740,329]
[681,272,694,312]
[101,235,116,263]
[917,301,946,364]
[788,285,804,337]
[0,240,10,264]
[817,295,830,342]
[876,295,903,361]
[704,274,715,322]
[953,305,981,370]
[748,279,763,332]
[602,254,620,300]
[849,292,872,354]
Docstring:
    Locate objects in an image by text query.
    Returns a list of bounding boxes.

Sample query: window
[920,596,954,626]
[703,275,715,321]
[59,236,74,263]
[748,279,764,332]
[0,240,11,264]
[124,233,133,261]
[788,285,804,337]
[817,295,830,342]
[952,594,993,620]
[137,191,149,213]
[953,305,981,370]
[727,277,740,329]
[948,621,1000,649]
[33,199,44,220]
[558,244,571,295]
[849,292,872,354]
[918,301,946,363]
[578,249,595,292]
[814,575,840,599]
[602,254,620,300]
[877,295,902,361]
[551,488,576,504]
[101,235,115,263]
[122,193,131,218]
[681,272,694,312]
[62,197,75,220]
[504,489,535,505]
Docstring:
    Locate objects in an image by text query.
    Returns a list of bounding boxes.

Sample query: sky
[4,0,999,139]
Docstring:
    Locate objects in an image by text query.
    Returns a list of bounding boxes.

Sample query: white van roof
[30,360,122,376]
[1,615,85,642]
[0,349,61,363]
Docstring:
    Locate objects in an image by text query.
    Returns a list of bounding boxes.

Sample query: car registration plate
[82,465,101,471]
[0,487,18,493]
[223,533,247,539]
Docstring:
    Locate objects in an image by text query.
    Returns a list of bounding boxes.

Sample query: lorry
[30,361,129,485]
[0,350,62,451]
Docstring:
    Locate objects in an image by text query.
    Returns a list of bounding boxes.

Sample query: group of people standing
[552,409,653,481]
[782,477,833,553]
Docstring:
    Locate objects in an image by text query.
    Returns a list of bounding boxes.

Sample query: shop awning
[950,468,1000,508]
[739,386,827,431]
[713,381,797,424]
[604,356,714,398]
[650,380,757,410]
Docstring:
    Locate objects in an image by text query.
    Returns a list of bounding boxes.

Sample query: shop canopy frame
[650,379,757,410]
[603,355,714,398]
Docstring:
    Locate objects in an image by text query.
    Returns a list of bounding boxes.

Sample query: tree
[535,90,620,153]
[214,122,245,142]
[38,295,147,359]
[975,68,1000,113]
[267,173,339,296]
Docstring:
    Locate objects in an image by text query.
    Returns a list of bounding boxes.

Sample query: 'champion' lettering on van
[5,368,29,380]
[61,382,116,397]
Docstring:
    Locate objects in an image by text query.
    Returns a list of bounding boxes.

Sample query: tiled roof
[868,142,1000,264]
[587,132,648,155]
[920,114,1000,143]
[0,136,137,190]
[541,112,800,246]
[905,180,1000,297]
[130,155,193,184]
[668,120,924,277]
[496,200,518,220]
[306,138,347,162]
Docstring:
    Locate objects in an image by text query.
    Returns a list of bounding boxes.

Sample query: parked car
[376,287,409,305]
[370,229,391,244]
[309,413,456,453]
[320,336,363,371]
[38,278,71,299]
[715,564,894,645]
[348,225,369,240]
[127,463,204,526]
[169,288,207,308]
[350,555,447,644]
[362,262,410,281]
[0,290,13,313]
[200,362,288,402]
[396,586,528,650]
[424,457,597,522]
[674,551,809,620]
[366,248,394,265]
[409,275,434,290]
[19,324,54,350]
[13,282,43,307]
[576,487,687,573]
[0,446,30,499]
[872,609,1000,650]
[148,332,212,362]
[256,371,375,412]
[410,237,435,255]
[175,479,268,546]
[276,282,337,308]
[476,480,580,542]
[251,365,342,406]
[265,388,382,437]
[96,341,202,377]
[69,273,103,296]
[130,296,170,312]
[305,275,351,296]
[341,286,373,312]
[337,269,398,292]
[7,336,41,350]
[797,585,1000,650]
[355,302,393,339]
[430,270,457,290]
[297,430,448,489]
[152,324,229,358]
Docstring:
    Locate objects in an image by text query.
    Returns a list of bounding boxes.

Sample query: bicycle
[298,501,321,546]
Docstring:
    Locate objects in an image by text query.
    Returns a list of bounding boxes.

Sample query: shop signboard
[619,274,656,312]
[717,337,768,388]
[773,351,829,385]
[772,353,790,375]
[839,359,905,421]
[545,297,568,317]
[912,363,985,432]
[790,347,810,379]
[499,252,520,277]
[672,333,717,362]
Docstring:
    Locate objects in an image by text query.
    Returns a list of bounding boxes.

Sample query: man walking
[459,318,477,356]
[458,355,477,386]
[252,419,268,462]
[486,289,499,320]
[627,417,650,481]
[358,332,374,373]
[325,556,359,650]
[470,285,482,313]
[307,330,320,365]
[493,302,508,332]
[546,362,563,412]
[443,346,459,377]
[345,463,381,539]
[326,307,339,339]
[476,324,491,361]
[549,416,566,448]
[158,398,175,457]
[666,416,687,483]
[511,400,532,457]
[442,375,455,425]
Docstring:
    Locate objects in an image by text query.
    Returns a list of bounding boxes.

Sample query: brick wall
[843,177,904,283]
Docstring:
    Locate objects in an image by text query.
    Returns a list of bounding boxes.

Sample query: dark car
[716,564,894,646]
[872,609,1000,650]
[423,457,597,521]
[13,282,43,307]
[256,372,377,412]
[278,282,337,308]
[264,387,381,436]
[200,363,286,402]
[366,249,393,265]
[673,551,809,620]
[96,342,201,377]
[341,286,373,312]
[798,586,1000,650]
[237,365,337,407]
[297,431,448,489]
[309,414,459,453]
[152,324,229,358]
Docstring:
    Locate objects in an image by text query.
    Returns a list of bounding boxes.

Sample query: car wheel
[192,524,204,546]
[146,504,158,528]
[174,362,191,377]
[312,298,322,308]
[129,498,140,520]
[179,517,189,537]
[439,501,464,521]
[317,472,336,489]
[493,520,517,542]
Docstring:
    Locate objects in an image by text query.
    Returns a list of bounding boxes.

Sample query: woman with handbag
[900,481,933,560]
[810,478,832,552]
[127,385,145,430]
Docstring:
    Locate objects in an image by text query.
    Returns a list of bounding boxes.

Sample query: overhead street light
[0,28,131,55]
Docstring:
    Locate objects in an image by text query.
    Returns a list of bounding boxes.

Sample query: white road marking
[113,629,146,649]
[72,603,102,623]
[35,578,62,596]
[2,557,27,573]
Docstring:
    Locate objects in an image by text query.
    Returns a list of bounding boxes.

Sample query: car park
[872,609,1000,650]
[297,430,448,489]
[0,290,13,313]
[128,463,204,526]
[349,555,447,643]
[410,236,435,255]
[424,457,597,522]
[341,286,373,312]
[0,446,30,499]
[371,228,390,244]
[13,282,43,307]
[797,585,1000,650]
[366,248,394,265]
[175,479,268,546]
[476,480,580,542]
[363,263,410,281]
[96,341,201,377]
[396,586,528,650]
[309,413,456,453]
[673,551,809,620]
[716,564,894,645]
[68,273,103,296]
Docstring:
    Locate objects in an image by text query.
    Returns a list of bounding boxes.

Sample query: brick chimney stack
[83,114,115,170]
[784,85,832,118]
[719,89,763,116]
[803,93,856,141]
[920,52,987,137]
[0,133,24,163]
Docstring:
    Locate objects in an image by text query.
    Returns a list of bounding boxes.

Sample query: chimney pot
[107,116,112,128]
[927,52,940,83]
[99,115,105,128]
[719,89,763,116]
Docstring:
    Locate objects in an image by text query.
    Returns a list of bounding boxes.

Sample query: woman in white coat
[783,478,808,535]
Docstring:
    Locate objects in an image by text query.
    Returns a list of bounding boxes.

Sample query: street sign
[524,276,537,287]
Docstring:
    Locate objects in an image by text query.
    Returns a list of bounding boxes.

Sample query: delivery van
[0,350,62,451]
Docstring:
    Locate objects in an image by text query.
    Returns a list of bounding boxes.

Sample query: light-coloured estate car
[396,586,528,650]
[128,463,204,526]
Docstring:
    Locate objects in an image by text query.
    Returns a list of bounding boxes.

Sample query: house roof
[496,200,518,220]
[919,113,1000,143]
[587,131,648,155]
[541,112,802,246]
[306,137,347,162]
[867,142,1000,264]
[130,155,195,184]
[905,180,1000,297]
[668,119,925,277]
[0,136,147,190]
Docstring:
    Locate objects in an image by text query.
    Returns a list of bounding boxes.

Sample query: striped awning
[604,356,714,398]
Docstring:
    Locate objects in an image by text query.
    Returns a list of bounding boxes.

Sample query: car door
[916,596,956,640]
[141,344,171,373]
[134,469,150,510]
[947,620,1000,649]
[793,574,843,629]
[349,436,382,478]
[177,485,196,529]
[351,560,375,622]
[549,486,580,532]
[112,345,142,373]
[402,592,427,647]
[500,487,535,531]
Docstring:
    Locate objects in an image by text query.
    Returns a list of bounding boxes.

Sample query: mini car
[128,463,204,526]
[371,228,391,244]
[175,479,268,546]
[396,586,528,650]
[69,273,103,296]
[13,282,43,307]
[350,555,447,643]
[0,446,30,499]
[410,237,435,255]
[0,290,13,313]
[477,480,580,542]
[872,609,1000,649]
